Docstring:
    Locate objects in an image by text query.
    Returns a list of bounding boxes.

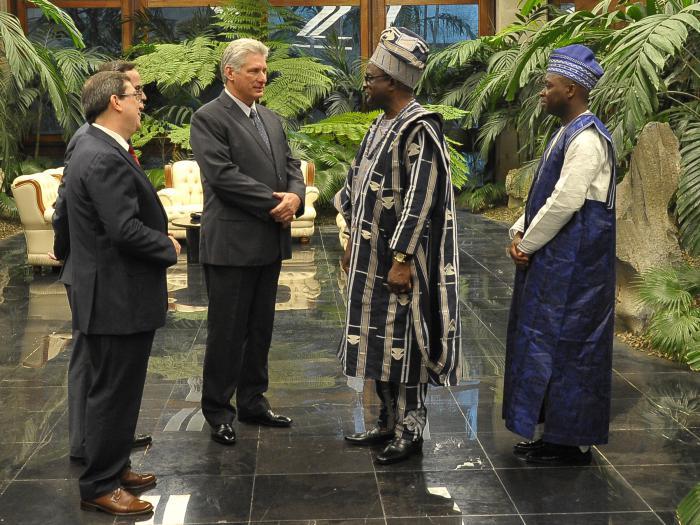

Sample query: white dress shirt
[224,88,256,117]
[510,112,611,255]
[92,123,129,152]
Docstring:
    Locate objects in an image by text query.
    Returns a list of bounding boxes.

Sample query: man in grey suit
[190,38,305,446]
[55,71,180,515]
[52,61,153,464]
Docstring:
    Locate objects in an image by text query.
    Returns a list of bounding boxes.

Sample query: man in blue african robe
[504,45,616,466]
[335,27,461,465]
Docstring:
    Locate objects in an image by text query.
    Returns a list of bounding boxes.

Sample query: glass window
[386,4,478,48]
[27,7,122,54]
[136,7,217,43]
[271,6,361,64]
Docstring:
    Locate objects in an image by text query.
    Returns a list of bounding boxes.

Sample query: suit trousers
[202,261,282,426]
[65,285,89,459]
[79,331,154,500]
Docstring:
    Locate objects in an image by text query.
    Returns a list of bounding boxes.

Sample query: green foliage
[676,117,700,255]
[0,192,19,220]
[0,1,92,190]
[144,168,165,191]
[637,264,700,365]
[677,482,700,525]
[133,37,220,98]
[288,130,355,206]
[420,0,700,254]
[300,112,380,145]
[456,182,507,212]
[300,108,469,191]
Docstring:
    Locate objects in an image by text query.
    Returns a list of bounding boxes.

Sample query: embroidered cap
[547,44,603,91]
[369,27,429,89]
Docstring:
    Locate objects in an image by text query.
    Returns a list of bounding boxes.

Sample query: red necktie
[128,145,141,167]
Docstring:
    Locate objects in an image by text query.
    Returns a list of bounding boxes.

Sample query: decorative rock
[505,164,535,208]
[615,122,683,332]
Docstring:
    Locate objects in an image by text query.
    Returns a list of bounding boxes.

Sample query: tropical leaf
[637,266,696,312]
[133,36,220,97]
[677,482,700,525]
[595,5,700,138]
[646,308,700,360]
[457,182,507,212]
[676,120,700,255]
[27,0,84,49]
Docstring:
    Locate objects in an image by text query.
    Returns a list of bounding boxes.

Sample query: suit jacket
[54,125,177,335]
[53,122,90,285]
[190,90,305,267]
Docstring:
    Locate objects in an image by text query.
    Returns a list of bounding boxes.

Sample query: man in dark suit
[55,71,180,516]
[190,38,305,446]
[52,60,153,466]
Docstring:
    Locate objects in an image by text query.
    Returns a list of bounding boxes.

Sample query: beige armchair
[293,160,320,243]
[157,160,204,240]
[158,159,319,242]
[11,169,64,268]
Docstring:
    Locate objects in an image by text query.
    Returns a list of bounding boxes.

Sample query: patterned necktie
[128,144,141,167]
[249,107,271,153]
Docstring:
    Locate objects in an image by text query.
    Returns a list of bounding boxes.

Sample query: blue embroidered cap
[547,45,603,91]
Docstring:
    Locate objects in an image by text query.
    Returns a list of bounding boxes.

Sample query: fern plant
[131,0,333,124]
[636,264,700,367]
[456,182,507,212]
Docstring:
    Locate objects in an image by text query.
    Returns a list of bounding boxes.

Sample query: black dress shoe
[524,442,592,466]
[210,423,236,445]
[132,434,152,448]
[238,409,292,427]
[345,427,395,446]
[513,438,544,456]
[374,437,423,465]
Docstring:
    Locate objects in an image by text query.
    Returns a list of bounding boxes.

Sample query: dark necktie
[249,107,271,153]
[128,144,141,167]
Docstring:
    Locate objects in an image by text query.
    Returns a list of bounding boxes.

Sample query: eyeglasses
[117,89,144,100]
[364,73,390,84]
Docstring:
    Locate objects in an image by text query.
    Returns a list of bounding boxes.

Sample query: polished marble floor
[0,212,698,524]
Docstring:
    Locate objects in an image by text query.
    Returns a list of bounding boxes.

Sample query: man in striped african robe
[335,27,461,465]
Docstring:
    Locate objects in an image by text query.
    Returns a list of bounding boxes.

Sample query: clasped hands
[508,232,529,268]
[270,192,301,228]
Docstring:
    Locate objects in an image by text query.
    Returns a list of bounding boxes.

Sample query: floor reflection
[0,217,697,524]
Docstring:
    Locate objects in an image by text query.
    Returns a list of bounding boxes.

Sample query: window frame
[15,0,495,57]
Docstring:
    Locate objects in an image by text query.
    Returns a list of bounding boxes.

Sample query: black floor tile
[600,428,700,466]
[498,466,649,514]
[616,464,700,512]
[374,433,489,473]
[0,479,114,525]
[386,517,522,525]
[250,473,383,521]
[0,214,693,523]
[136,431,257,477]
[113,474,254,524]
[378,470,517,517]
[522,512,664,524]
[256,434,374,475]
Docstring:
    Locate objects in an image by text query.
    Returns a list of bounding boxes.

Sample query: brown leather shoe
[80,487,153,516]
[120,468,156,490]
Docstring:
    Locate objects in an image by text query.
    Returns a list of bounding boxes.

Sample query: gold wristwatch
[392,251,409,263]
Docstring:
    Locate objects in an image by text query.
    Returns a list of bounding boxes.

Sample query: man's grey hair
[220,38,269,80]
[82,71,129,124]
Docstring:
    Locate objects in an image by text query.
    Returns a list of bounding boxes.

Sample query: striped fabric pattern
[336,101,461,386]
